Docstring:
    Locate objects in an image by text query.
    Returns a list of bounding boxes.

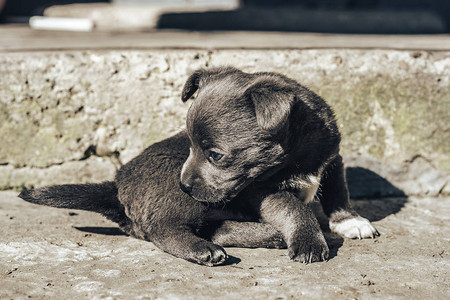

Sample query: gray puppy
[19,67,378,266]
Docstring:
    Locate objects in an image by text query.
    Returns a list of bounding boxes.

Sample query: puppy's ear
[245,79,295,134]
[182,66,241,102]
[181,69,204,102]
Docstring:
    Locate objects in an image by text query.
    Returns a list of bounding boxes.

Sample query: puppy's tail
[18,182,130,228]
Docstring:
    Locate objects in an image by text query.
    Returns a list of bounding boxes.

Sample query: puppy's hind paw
[330,217,379,239]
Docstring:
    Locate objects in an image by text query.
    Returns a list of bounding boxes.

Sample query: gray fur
[19,66,376,266]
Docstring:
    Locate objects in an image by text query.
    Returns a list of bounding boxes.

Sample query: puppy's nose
[179,182,193,195]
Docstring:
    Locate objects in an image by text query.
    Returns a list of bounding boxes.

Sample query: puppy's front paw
[288,233,329,264]
[189,241,228,266]
[330,217,379,239]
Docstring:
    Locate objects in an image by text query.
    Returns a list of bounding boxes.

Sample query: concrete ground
[1,191,449,299]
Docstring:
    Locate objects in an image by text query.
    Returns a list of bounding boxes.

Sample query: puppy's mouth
[189,178,253,204]
[189,192,234,205]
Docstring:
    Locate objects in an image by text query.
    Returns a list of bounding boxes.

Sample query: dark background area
[0,0,108,22]
[1,0,449,33]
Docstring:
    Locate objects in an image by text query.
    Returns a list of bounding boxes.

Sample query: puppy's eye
[209,151,224,162]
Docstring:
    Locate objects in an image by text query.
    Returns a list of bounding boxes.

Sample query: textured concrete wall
[1,49,449,196]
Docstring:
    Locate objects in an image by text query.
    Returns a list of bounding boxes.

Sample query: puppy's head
[179,67,298,203]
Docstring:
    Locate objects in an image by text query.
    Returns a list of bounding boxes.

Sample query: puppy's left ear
[182,66,242,102]
[245,79,295,134]
[181,69,204,102]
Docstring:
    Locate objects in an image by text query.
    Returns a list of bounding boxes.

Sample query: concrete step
[2,26,450,51]
[0,27,449,197]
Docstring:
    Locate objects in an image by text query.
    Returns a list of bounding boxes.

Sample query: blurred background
[0,0,449,33]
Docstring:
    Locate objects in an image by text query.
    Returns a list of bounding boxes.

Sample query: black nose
[179,182,193,195]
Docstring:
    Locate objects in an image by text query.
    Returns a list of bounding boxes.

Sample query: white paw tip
[330,217,379,239]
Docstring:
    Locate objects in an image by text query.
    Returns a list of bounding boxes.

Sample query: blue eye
[209,151,224,162]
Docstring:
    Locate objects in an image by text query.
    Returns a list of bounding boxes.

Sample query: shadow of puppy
[74,226,128,236]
